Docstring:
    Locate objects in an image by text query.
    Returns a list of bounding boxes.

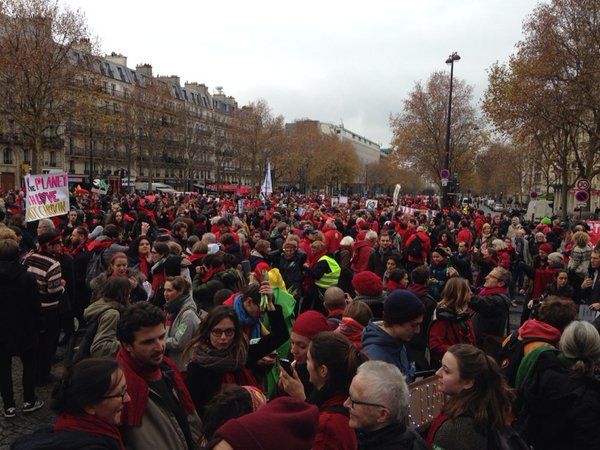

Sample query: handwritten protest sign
[24,172,70,222]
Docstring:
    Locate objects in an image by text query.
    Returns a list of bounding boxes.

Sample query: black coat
[357,423,428,450]
[0,261,41,355]
[517,350,600,450]
[11,426,121,450]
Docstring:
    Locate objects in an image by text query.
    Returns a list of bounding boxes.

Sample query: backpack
[85,248,107,289]
[63,318,100,368]
[496,330,555,387]
[406,235,423,259]
[488,424,530,450]
[215,268,244,292]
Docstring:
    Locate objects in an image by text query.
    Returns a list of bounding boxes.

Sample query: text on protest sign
[25,172,70,222]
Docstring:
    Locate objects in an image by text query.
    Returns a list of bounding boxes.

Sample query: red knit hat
[352,271,383,297]
[539,243,552,254]
[291,310,330,338]
[214,397,319,450]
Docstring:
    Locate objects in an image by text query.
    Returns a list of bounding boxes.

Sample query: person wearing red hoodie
[404,226,431,274]
[350,231,376,274]
[322,219,342,255]
[498,296,577,387]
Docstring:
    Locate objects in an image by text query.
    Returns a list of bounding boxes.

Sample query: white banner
[393,184,401,205]
[261,160,273,196]
[25,172,70,222]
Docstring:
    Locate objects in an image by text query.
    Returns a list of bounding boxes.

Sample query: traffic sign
[575,190,590,203]
[576,178,591,191]
[530,192,538,199]
[440,169,450,179]
[441,179,448,186]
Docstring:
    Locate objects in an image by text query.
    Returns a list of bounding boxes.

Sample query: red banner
[586,220,600,245]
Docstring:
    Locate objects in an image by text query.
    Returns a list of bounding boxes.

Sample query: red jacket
[404,231,431,264]
[428,310,476,363]
[350,240,373,273]
[314,393,357,450]
[323,228,342,254]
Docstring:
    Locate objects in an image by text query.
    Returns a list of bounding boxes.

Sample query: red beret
[292,310,330,339]
[352,271,383,297]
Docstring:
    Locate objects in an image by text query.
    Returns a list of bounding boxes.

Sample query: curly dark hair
[117,302,165,344]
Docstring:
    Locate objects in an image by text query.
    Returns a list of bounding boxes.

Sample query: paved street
[0,357,62,450]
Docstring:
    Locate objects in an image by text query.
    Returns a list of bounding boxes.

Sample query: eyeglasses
[347,394,386,409]
[103,385,128,402]
[487,273,502,282]
[210,328,235,337]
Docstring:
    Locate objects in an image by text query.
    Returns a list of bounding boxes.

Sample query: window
[69,160,75,173]
[68,138,74,155]
[111,84,116,95]
[49,151,56,167]
[23,149,30,163]
[3,148,12,164]
[117,67,125,81]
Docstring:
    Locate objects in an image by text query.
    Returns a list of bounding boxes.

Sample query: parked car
[493,203,505,212]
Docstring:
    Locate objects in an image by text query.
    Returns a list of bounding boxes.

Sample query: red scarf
[67,241,89,258]
[116,348,195,426]
[478,286,508,296]
[425,412,449,447]
[138,257,149,277]
[386,279,404,292]
[202,265,225,283]
[54,413,125,450]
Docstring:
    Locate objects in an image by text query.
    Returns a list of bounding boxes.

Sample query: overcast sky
[61,0,543,147]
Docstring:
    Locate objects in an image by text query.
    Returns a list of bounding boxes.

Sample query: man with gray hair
[469,266,512,353]
[344,360,427,449]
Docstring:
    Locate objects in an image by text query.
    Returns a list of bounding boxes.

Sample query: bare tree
[0,0,92,173]
[389,71,481,192]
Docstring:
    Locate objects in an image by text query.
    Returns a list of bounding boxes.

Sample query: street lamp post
[443,51,460,209]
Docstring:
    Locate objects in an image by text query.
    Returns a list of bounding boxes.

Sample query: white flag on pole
[261,160,273,196]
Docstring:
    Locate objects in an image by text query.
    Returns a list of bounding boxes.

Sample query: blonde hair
[573,231,590,247]
[439,277,471,312]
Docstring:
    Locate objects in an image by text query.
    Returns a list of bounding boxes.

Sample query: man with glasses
[469,267,512,354]
[116,302,202,450]
[344,360,427,449]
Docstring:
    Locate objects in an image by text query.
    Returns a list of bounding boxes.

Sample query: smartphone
[280,358,293,376]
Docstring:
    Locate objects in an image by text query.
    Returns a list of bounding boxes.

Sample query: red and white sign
[586,220,600,246]
[576,178,591,191]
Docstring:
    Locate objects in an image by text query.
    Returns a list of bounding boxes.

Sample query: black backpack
[496,330,555,387]
[406,235,423,259]
[63,318,100,368]
[85,248,107,289]
[488,424,530,450]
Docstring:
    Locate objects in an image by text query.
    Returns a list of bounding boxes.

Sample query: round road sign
[576,178,591,190]
[575,190,590,203]
[440,169,450,179]
[530,192,538,199]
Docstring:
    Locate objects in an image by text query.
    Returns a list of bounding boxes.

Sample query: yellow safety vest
[315,254,341,289]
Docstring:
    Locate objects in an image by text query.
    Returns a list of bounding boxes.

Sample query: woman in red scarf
[12,358,129,450]
[426,344,514,450]
[185,284,288,415]
[127,236,153,280]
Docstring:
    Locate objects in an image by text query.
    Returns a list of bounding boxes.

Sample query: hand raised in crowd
[140,222,150,235]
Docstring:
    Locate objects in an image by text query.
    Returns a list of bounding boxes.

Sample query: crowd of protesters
[1,187,600,449]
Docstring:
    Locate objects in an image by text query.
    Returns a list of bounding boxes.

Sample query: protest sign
[25,172,70,222]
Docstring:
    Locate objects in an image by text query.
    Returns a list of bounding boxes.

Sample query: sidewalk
[0,357,61,450]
